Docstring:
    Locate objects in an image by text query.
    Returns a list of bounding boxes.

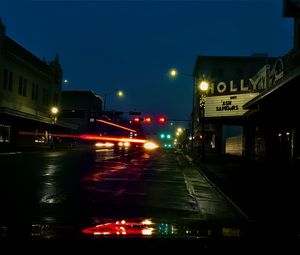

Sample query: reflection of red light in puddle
[82,219,154,236]
[80,164,126,182]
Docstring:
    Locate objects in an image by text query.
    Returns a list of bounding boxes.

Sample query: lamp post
[50,106,58,124]
[50,106,59,149]
[103,90,124,111]
[198,80,209,161]
[169,68,197,153]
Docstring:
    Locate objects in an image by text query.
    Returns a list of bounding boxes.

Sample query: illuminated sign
[209,76,267,95]
[208,59,284,96]
[205,93,259,118]
[268,58,284,87]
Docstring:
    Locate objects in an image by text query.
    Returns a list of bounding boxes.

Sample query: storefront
[243,53,300,168]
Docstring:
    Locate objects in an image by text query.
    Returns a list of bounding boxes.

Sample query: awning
[243,64,300,109]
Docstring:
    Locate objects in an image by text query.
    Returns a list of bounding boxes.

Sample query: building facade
[60,90,142,145]
[243,53,299,168]
[188,0,298,168]
[192,54,276,156]
[0,19,74,150]
[243,2,300,168]
[60,90,103,134]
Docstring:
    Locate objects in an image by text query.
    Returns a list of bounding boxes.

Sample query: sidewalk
[187,150,300,239]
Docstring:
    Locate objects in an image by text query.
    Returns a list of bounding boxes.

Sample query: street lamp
[103,90,124,111]
[169,69,178,77]
[168,68,197,153]
[50,106,59,124]
[50,106,59,149]
[117,90,124,97]
[198,80,209,161]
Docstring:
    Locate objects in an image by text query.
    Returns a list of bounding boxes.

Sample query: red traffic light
[132,117,144,123]
[144,116,152,123]
[157,116,167,123]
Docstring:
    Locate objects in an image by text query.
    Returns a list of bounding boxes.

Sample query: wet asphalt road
[0,147,247,242]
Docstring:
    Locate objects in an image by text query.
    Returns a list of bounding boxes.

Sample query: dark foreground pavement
[187,151,300,245]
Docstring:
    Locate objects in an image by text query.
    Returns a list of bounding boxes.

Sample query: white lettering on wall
[230,80,238,92]
[211,79,253,95]
[240,79,248,91]
[217,82,227,93]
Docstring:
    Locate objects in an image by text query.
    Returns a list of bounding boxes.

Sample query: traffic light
[159,133,171,139]
[144,116,152,123]
[132,117,143,123]
[157,116,167,123]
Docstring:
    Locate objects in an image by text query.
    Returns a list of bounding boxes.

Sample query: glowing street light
[198,79,209,161]
[117,90,124,97]
[169,68,178,77]
[103,90,125,111]
[177,127,183,133]
[50,106,59,125]
[199,80,209,91]
[51,106,59,115]
[50,106,59,149]
[168,68,196,152]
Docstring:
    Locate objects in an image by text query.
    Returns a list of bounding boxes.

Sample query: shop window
[0,124,10,143]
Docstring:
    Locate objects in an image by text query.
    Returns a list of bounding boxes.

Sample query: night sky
[0,0,293,128]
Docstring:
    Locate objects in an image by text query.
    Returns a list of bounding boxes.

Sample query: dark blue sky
[0,0,294,126]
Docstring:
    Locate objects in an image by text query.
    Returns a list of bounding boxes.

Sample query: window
[18,76,23,95]
[31,83,39,101]
[18,76,27,96]
[3,69,13,91]
[23,78,27,96]
[0,124,10,143]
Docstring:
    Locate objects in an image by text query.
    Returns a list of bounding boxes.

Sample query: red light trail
[96,119,136,132]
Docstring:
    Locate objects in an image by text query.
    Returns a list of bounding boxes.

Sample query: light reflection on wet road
[0,148,247,240]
